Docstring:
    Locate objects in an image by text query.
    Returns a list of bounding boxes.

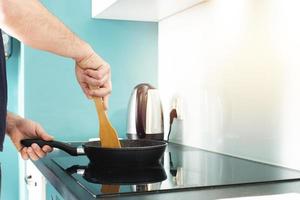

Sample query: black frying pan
[21,139,167,166]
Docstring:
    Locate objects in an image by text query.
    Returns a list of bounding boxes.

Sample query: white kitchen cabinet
[21,160,46,200]
[92,0,206,22]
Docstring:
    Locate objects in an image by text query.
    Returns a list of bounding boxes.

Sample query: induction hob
[52,142,300,198]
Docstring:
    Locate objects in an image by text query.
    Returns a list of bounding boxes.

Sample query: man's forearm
[0,0,92,62]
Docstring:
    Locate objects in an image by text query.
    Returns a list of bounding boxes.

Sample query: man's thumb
[36,124,54,141]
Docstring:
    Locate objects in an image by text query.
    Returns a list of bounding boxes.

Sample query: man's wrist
[74,41,94,63]
[76,50,105,70]
[5,112,22,135]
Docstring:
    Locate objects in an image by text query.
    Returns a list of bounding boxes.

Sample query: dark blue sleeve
[0,31,7,151]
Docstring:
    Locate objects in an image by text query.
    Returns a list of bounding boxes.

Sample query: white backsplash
[159,0,300,170]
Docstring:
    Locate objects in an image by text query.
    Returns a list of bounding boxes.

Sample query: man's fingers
[42,145,53,153]
[83,74,108,88]
[80,83,92,99]
[20,145,52,160]
[21,147,29,160]
[34,125,53,156]
[85,66,109,80]
[27,147,39,161]
[35,124,54,141]
[85,69,98,79]
[31,143,46,158]
[99,75,109,87]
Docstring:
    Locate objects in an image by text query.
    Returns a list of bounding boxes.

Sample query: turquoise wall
[0,39,20,200]
[24,0,158,140]
[0,0,157,199]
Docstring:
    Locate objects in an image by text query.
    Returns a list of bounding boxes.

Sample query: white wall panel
[159,0,300,170]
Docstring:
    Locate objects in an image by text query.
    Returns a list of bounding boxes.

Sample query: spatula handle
[94,98,108,126]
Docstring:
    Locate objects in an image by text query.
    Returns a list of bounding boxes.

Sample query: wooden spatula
[93,98,121,148]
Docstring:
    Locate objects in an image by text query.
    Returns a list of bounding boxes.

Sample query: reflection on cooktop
[65,163,167,185]
[52,143,300,198]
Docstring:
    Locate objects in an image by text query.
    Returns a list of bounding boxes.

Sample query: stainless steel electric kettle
[127,83,164,140]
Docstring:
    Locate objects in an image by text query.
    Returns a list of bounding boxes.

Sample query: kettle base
[127,133,164,141]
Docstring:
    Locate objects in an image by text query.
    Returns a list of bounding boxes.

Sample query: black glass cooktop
[52,142,300,198]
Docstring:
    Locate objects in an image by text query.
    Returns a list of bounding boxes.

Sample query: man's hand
[6,113,53,161]
[75,51,112,109]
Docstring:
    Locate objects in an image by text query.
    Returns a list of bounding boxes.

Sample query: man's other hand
[75,51,112,109]
[6,114,53,160]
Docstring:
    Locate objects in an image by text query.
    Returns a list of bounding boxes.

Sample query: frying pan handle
[21,139,80,156]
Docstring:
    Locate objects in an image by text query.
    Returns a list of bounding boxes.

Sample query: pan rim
[82,139,167,151]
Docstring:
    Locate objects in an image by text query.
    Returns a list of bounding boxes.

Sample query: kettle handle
[135,84,155,138]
